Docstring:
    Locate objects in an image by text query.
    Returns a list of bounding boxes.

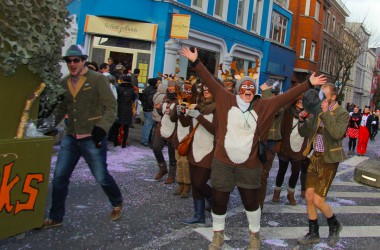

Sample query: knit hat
[63,45,88,60]
[235,76,256,95]
[302,89,322,115]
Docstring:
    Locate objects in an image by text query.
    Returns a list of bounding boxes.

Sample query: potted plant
[0,1,70,239]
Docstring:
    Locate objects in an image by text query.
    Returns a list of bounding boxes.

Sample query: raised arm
[181,47,225,100]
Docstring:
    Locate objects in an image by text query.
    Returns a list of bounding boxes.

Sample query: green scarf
[196,99,216,115]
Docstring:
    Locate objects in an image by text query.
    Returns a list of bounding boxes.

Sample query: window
[192,0,202,8]
[214,0,228,20]
[236,0,248,27]
[192,0,208,12]
[315,1,320,21]
[300,38,306,58]
[310,41,316,61]
[324,11,331,32]
[251,0,263,33]
[332,16,336,33]
[305,0,311,16]
[270,11,288,44]
[214,0,223,17]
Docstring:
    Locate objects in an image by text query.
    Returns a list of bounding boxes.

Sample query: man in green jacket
[297,83,349,247]
[40,45,123,228]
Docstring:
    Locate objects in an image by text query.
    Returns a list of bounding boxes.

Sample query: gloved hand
[187,109,200,118]
[91,126,106,148]
[37,115,56,134]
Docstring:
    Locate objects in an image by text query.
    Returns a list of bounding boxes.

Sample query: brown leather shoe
[154,169,168,180]
[164,176,175,184]
[208,231,224,250]
[180,184,191,198]
[41,218,62,229]
[173,183,184,195]
[272,189,281,202]
[110,203,123,221]
[287,190,296,206]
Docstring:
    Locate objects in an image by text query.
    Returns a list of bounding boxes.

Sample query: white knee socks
[245,207,261,233]
[212,212,226,231]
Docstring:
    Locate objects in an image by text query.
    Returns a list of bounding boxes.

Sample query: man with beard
[181,47,327,250]
[40,45,123,228]
[297,84,349,247]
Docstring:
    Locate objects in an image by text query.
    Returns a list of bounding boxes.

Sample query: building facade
[288,0,325,83]
[64,0,296,92]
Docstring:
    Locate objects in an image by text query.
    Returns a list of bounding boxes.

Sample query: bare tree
[329,22,370,102]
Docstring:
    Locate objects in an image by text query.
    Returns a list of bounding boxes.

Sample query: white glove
[187,109,200,118]
[372,121,377,125]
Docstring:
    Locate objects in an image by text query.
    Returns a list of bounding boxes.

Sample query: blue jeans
[49,135,122,222]
[141,111,153,144]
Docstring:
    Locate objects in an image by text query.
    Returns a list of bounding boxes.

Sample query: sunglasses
[64,58,82,64]
[203,86,209,91]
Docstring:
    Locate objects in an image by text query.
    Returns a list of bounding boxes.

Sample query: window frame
[214,0,229,20]
[315,1,320,21]
[270,11,288,45]
[191,0,208,13]
[305,0,311,16]
[310,41,316,61]
[236,0,249,28]
[251,0,263,33]
[300,38,307,59]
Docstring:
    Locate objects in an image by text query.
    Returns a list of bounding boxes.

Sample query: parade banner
[0,137,53,239]
[170,14,191,39]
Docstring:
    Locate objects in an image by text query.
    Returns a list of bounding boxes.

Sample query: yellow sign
[85,15,157,42]
[170,14,191,39]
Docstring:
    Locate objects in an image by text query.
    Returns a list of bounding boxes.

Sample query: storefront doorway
[90,35,152,88]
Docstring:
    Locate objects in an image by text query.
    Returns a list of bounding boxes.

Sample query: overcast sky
[344,0,380,47]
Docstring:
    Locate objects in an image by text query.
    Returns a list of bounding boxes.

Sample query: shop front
[84,15,158,89]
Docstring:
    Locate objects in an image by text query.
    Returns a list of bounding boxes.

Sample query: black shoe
[182,199,205,225]
[327,222,343,247]
[297,220,320,245]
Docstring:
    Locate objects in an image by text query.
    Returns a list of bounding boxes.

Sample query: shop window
[182,48,218,79]
[231,57,258,76]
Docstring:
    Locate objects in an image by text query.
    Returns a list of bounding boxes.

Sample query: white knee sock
[212,212,226,231]
[245,207,261,233]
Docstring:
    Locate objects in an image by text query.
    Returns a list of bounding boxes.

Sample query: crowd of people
[38,44,379,250]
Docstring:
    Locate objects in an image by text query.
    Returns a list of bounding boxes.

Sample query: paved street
[1,123,379,250]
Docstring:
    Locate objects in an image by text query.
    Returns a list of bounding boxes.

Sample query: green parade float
[0,1,70,239]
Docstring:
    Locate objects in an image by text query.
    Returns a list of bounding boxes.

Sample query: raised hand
[181,47,198,63]
[309,72,327,86]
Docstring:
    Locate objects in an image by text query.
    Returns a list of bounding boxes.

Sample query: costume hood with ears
[228,58,261,95]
